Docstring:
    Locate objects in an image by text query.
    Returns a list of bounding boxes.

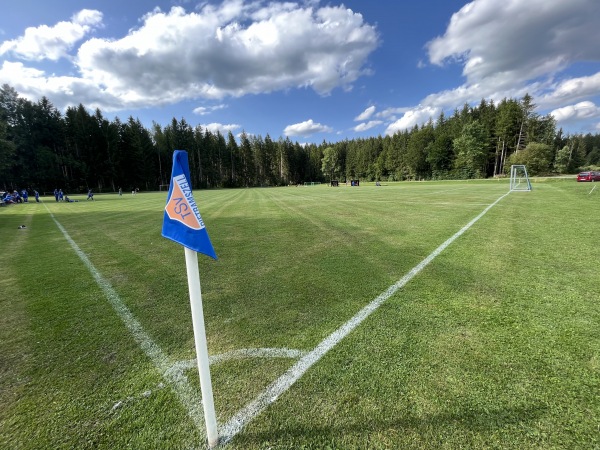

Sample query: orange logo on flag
[165,180,202,230]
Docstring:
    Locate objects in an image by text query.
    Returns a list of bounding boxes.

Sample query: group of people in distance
[2,187,94,204]
[2,187,135,206]
[52,188,94,202]
[1,189,38,204]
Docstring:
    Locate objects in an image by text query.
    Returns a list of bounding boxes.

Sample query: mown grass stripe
[220,191,510,444]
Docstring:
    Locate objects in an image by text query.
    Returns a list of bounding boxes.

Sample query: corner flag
[161,149,219,448]
[162,150,217,259]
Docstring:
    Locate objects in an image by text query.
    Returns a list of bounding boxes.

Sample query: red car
[577,171,600,182]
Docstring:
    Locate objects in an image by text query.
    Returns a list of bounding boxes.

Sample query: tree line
[1,84,599,193]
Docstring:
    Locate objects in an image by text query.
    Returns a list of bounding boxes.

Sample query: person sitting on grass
[2,193,15,204]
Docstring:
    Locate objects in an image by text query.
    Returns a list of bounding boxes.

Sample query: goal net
[509,165,532,191]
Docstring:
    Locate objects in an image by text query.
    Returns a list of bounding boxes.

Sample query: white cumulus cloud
[538,72,600,109]
[385,106,440,135]
[193,104,227,116]
[380,0,600,134]
[550,101,600,123]
[355,105,376,121]
[284,119,333,137]
[0,1,378,112]
[426,0,600,86]
[200,122,241,135]
[0,9,102,61]
[353,120,382,132]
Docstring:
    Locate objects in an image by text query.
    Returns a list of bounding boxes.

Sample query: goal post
[509,165,532,191]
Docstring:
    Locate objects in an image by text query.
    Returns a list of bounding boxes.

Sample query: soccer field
[1,180,599,449]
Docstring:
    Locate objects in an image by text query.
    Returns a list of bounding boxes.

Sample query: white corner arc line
[220,192,510,444]
[165,348,308,380]
[43,205,207,440]
[209,348,307,365]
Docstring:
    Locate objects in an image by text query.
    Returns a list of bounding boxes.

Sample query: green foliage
[0,120,15,178]
[585,146,600,165]
[554,145,572,174]
[507,142,555,175]
[405,122,434,179]
[5,85,600,191]
[453,120,490,178]
[426,128,454,173]
[321,146,340,181]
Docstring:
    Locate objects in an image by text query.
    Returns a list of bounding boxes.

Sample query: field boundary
[220,191,510,444]
[42,204,208,442]
[43,203,311,447]
[43,190,511,448]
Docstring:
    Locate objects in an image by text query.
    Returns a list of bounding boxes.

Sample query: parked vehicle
[576,171,600,182]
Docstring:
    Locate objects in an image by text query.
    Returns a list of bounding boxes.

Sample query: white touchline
[44,205,207,440]
[220,191,511,444]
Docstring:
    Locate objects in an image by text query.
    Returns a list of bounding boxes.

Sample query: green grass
[1,180,599,449]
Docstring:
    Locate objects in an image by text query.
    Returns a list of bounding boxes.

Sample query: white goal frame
[509,165,532,191]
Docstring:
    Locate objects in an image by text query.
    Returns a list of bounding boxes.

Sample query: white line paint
[209,348,306,365]
[43,205,207,440]
[220,192,510,444]
[209,348,307,364]
[166,348,308,377]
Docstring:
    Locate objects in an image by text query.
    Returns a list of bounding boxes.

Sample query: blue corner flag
[162,150,217,259]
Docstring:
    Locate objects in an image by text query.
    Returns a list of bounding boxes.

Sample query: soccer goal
[159,184,170,191]
[509,165,532,191]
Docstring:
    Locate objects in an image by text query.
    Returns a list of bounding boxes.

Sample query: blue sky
[1,0,600,143]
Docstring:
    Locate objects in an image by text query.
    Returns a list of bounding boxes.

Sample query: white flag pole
[184,247,218,448]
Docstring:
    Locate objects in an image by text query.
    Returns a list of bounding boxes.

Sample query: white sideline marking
[220,192,510,444]
[44,206,207,440]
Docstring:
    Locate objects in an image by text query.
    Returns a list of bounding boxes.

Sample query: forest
[1,83,599,193]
